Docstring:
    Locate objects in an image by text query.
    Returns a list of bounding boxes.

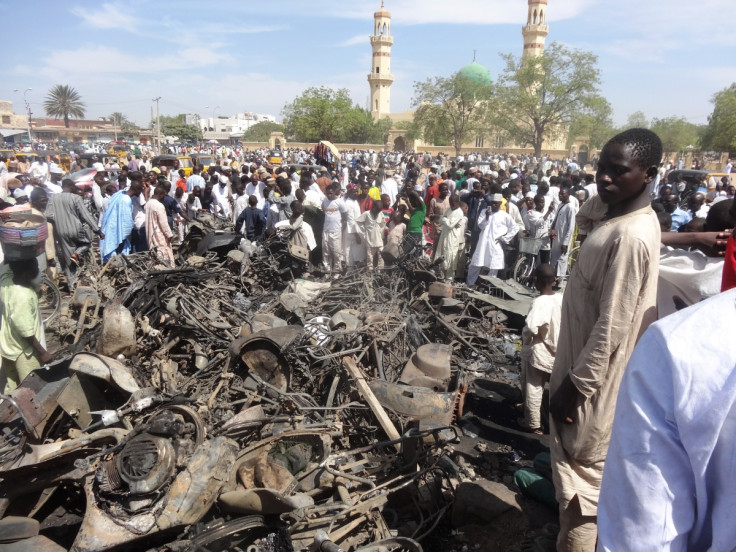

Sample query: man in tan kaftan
[549,129,663,551]
[145,185,175,267]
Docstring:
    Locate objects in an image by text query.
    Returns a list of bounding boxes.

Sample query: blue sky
[4,0,734,128]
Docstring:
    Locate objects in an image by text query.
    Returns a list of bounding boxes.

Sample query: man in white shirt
[245,175,266,210]
[321,184,346,274]
[722,158,732,175]
[583,174,598,198]
[598,289,736,551]
[549,188,578,278]
[212,175,232,218]
[304,176,325,208]
[381,172,399,206]
[91,156,105,172]
[29,159,50,182]
[688,192,709,219]
[523,194,552,265]
[343,184,365,267]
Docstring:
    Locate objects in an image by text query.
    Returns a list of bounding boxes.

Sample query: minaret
[522,0,549,58]
[367,1,394,120]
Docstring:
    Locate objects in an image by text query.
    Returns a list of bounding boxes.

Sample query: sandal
[517,417,544,435]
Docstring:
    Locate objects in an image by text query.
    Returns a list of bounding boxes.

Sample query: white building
[200,112,276,141]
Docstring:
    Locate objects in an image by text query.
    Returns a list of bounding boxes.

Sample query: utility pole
[150,105,154,149]
[13,88,33,146]
[153,97,161,152]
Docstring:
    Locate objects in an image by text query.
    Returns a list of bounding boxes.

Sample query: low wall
[416,145,571,158]
[240,140,573,157]
[240,141,386,151]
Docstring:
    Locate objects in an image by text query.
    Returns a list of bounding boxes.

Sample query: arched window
[533,9,537,24]
[540,10,544,23]
[383,22,387,35]
[528,9,532,24]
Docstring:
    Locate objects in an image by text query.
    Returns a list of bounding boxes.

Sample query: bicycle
[558,244,581,289]
[37,276,61,326]
[513,236,543,289]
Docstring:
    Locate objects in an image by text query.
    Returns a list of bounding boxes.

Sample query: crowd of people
[516,130,735,551]
[1,135,736,549]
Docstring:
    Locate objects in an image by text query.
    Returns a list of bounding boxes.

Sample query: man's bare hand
[40,351,54,366]
[550,374,581,424]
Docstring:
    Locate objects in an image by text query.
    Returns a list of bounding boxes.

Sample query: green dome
[458,62,492,86]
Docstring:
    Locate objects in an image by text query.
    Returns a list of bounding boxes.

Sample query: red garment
[382,207,393,234]
[721,234,736,292]
[359,195,373,213]
[425,184,439,204]
[176,178,187,193]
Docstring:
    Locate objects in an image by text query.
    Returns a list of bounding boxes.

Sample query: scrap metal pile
[0,231,514,552]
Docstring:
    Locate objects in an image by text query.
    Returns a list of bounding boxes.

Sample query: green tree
[649,116,701,157]
[566,98,614,150]
[622,111,649,130]
[343,109,392,144]
[411,73,493,156]
[44,84,86,128]
[157,114,202,141]
[282,87,390,144]
[242,121,285,142]
[701,83,736,151]
[282,87,355,142]
[395,120,422,142]
[108,112,138,139]
[494,42,607,157]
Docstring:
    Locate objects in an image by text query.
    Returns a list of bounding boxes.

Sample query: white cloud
[333,0,593,25]
[593,0,736,61]
[338,34,368,47]
[70,3,137,29]
[38,45,233,79]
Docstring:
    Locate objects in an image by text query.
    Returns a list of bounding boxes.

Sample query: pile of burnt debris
[0,222,533,552]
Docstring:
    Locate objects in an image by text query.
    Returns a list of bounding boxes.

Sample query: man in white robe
[435,195,465,280]
[466,193,518,285]
[343,184,365,267]
[212,176,232,218]
[550,187,578,278]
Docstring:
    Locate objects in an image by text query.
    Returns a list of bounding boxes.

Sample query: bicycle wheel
[513,254,536,288]
[559,246,580,287]
[38,277,61,325]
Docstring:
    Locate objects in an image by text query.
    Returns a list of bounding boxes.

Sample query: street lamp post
[13,88,33,146]
[212,106,220,134]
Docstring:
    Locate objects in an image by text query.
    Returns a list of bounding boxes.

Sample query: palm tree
[44,84,86,128]
[109,112,127,140]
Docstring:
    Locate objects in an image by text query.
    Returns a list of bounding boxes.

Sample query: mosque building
[372,0,569,154]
